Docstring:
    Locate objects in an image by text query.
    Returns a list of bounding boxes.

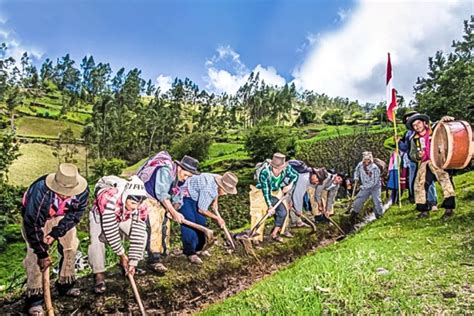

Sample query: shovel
[290,208,317,234]
[42,267,54,316]
[128,273,146,316]
[320,200,346,241]
[248,193,289,238]
[345,180,358,214]
[212,207,236,250]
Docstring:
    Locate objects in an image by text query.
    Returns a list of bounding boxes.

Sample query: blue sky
[0,0,471,103]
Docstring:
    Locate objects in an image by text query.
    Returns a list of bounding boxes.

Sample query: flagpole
[392,111,402,208]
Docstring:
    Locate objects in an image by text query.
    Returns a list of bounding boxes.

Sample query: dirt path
[0,217,355,315]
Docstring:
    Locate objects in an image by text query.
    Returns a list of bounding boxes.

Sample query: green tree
[322,109,344,125]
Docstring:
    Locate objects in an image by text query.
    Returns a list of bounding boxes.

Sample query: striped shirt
[97,190,147,265]
[257,164,299,207]
[183,173,218,211]
[315,174,340,210]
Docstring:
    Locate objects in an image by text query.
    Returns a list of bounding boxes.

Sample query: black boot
[442,209,454,220]
[417,211,429,219]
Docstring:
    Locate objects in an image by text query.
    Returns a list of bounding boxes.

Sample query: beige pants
[249,186,290,241]
[23,216,79,296]
[308,188,334,216]
[144,198,171,255]
[415,161,455,204]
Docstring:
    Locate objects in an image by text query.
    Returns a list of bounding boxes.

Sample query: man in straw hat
[250,153,299,243]
[88,175,149,294]
[136,151,200,272]
[21,163,89,315]
[407,113,456,219]
[350,151,384,220]
[180,172,238,264]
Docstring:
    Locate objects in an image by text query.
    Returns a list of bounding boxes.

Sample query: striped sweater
[95,188,148,266]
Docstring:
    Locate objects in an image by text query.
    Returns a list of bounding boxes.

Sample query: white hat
[122,175,147,205]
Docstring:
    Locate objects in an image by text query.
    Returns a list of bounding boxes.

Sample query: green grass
[7,143,89,187]
[202,171,474,315]
[15,116,83,139]
[300,124,393,143]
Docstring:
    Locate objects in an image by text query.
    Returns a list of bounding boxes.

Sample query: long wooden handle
[181,218,213,236]
[300,212,317,232]
[249,193,288,237]
[42,267,54,316]
[347,180,358,211]
[213,208,236,250]
[326,215,346,236]
[128,274,146,316]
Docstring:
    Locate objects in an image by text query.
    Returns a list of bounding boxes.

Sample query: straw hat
[45,163,87,196]
[270,153,287,169]
[216,172,238,195]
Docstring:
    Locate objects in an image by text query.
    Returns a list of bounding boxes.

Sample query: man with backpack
[88,176,149,294]
[350,151,384,219]
[21,163,89,315]
[288,161,327,227]
[136,152,200,272]
[250,153,299,243]
[180,172,238,264]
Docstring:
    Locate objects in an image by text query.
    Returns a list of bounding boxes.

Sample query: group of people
[20,112,458,315]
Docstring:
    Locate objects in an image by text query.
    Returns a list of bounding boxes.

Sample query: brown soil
[0,216,356,315]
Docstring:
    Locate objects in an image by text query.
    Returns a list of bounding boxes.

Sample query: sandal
[93,281,106,295]
[149,262,168,273]
[272,236,284,243]
[28,305,44,316]
[65,287,81,297]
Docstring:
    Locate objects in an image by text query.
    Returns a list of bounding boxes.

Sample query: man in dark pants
[21,163,89,315]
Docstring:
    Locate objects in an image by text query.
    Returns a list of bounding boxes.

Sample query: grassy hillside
[7,143,89,187]
[15,116,83,139]
[202,171,474,315]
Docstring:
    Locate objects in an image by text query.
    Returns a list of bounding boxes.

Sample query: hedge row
[295,130,392,176]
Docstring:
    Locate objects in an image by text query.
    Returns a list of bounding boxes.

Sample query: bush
[296,130,391,176]
[92,158,127,179]
[0,184,24,237]
[244,125,299,162]
[169,132,213,162]
[322,109,344,125]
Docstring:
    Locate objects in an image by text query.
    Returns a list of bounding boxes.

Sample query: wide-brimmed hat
[175,155,200,175]
[402,111,418,124]
[216,172,238,195]
[406,113,430,131]
[270,153,286,169]
[45,163,88,196]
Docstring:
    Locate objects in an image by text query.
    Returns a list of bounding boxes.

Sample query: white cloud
[293,0,471,104]
[0,17,43,64]
[336,8,350,23]
[205,45,286,95]
[155,74,172,93]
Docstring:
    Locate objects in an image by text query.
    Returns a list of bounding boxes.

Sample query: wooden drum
[431,120,473,169]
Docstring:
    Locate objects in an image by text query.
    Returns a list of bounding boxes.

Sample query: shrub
[169,132,213,162]
[92,158,127,179]
[244,125,299,162]
[296,130,391,176]
[322,109,344,125]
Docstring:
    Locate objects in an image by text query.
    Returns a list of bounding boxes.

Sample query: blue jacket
[21,175,89,259]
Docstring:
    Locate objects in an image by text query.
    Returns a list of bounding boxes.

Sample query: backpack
[136,151,176,183]
[288,160,312,174]
[373,158,388,179]
[94,175,127,196]
[254,159,271,182]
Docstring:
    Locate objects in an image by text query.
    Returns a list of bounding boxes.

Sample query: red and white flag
[386,53,397,122]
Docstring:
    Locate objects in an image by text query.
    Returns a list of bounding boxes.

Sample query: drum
[431,120,473,169]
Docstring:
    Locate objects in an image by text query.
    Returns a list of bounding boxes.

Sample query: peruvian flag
[386,53,397,122]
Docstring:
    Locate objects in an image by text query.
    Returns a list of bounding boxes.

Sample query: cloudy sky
[0,0,471,103]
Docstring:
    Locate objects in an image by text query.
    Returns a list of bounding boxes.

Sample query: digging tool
[345,180,358,214]
[212,207,236,250]
[128,274,146,316]
[248,193,289,238]
[321,200,346,241]
[42,267,54,316]
[181,218,215,250]
[290,208,317,234]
